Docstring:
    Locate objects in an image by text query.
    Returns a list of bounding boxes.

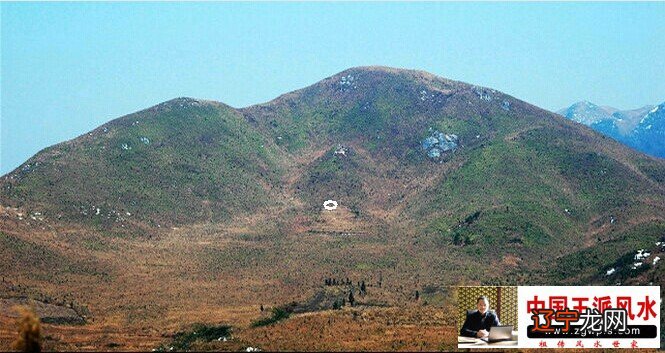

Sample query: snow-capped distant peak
[634,102,664,138]
[559,101,615,126]
[560,99,664,158]
[640,106,658,124]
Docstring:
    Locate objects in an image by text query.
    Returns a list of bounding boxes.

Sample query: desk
[457,331,518,348]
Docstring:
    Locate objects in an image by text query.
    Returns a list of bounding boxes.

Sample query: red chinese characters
[527,294,658,321]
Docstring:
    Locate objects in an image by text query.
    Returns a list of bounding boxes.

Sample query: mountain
[611,105,655,134]
[556,101,616,125]
[1,99,287,230]
[3,66,665,274]
[632,103,665,158]
[558,101,663,158]
[3,66,665,350]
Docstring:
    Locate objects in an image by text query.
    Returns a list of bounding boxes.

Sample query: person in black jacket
[460,296,501,338]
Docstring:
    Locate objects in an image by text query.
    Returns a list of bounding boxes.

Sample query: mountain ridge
[2,68,665,349]
[558,100,663,158]
[2,66,665,275]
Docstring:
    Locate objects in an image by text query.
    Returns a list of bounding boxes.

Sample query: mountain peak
[558,101,615,125]
[154,97,222,109]
[246,65,493,114]
[558,99,664,158]
[132,97,235,117]
[336,65,439,78]
[331,66,459,87]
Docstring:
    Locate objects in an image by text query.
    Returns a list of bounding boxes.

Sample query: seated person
[460,295,501,338]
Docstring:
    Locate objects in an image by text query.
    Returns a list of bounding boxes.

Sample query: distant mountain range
[557,101,665,158]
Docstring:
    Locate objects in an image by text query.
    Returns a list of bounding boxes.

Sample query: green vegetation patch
[548,221,665,283]
[295,146,368,212]
[251,307,291,327]
[157,324,232,352]
[2,101,285,228]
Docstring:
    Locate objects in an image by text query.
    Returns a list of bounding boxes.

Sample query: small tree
[415,290,420,301]
[360,281,367,296]
[348,291,355,307]
[12,306,40,353]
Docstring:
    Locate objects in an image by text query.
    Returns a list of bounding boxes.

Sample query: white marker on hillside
[323,200,338,211]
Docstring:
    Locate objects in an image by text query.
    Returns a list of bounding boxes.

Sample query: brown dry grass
[239,305,457,352]
[1,204,662,352]
[0,209,469,351]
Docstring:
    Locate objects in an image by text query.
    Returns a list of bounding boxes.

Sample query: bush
[158,324,231,351]
[12,306,41,353]
[251,307,291,327]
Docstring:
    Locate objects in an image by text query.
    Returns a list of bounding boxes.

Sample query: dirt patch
[0,298,85,325]
[501,254,521,268]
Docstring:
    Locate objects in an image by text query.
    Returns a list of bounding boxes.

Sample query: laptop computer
[480,325,513,343]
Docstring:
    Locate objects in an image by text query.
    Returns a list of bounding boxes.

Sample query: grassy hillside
[242,67,665,269]
[2,66,664,275]
[2,66,665,351]
[1,98,285,229]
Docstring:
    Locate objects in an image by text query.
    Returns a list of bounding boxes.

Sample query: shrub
[12,306,41,353]
[159,324,231,351]
[251,307,291,327]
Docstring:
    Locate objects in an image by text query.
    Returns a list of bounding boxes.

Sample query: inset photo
[457,286,518,348]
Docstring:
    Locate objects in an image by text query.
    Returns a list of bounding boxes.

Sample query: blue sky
[2,2,664,174]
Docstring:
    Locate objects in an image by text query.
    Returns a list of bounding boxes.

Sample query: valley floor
[1,205,663,351]
[0,210,467,351]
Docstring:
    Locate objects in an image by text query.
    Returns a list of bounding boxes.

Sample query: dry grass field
[0,203,467,351]
[3,205,660,352]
